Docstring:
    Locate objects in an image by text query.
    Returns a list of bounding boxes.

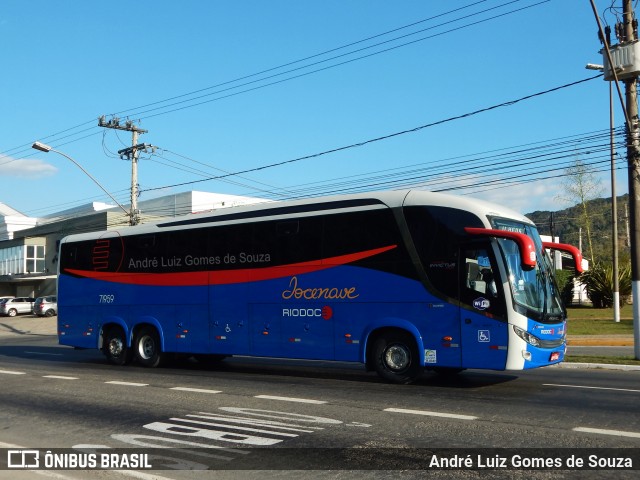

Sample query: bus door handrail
[464,227,536,270]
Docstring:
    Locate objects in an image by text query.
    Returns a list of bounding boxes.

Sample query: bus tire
[134,326,165,368]
[372,332,421,384]
[103,326,133,366]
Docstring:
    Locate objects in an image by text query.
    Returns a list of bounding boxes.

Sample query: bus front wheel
[372,332,421,384]
[103,326,133,366]
[134,327,165,368]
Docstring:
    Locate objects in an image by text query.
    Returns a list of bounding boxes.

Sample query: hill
[525,194,629,264]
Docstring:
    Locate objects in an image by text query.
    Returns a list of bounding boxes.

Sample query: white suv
[33,296,57,317]
[0,297,35,317]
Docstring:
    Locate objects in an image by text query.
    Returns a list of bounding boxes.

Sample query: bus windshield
[492,219,565,324]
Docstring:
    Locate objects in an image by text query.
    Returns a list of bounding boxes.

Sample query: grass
[566,305,634,335]
[563,305,637,365]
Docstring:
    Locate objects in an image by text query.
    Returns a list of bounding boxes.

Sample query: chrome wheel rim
[138,335,155,360]
[384,344,410,371]
[108,338,124,357]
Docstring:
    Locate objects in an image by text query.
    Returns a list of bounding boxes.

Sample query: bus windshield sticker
[492,218,527,233]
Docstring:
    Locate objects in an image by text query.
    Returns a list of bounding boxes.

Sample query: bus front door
[458,244,508,370]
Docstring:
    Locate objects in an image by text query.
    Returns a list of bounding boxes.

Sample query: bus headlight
[513,325,541,347]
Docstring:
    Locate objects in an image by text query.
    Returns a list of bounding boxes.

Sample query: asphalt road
[1,320,640,479]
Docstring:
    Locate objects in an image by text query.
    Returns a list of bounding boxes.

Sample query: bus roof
[60,189,534,242]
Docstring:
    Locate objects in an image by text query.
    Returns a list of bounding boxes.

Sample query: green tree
[556,157,604,264]
[579,261,632,308]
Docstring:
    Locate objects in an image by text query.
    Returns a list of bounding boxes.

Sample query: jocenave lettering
[282,276,359,300]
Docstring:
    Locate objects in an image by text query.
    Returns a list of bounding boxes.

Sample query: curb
[557,362,640,371]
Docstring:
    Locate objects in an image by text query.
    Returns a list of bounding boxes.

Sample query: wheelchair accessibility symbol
[478,330,490,342]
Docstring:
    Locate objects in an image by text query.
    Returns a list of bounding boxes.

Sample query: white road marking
[0,369,26,375]
[114,471,177,480]
[0,441,21,447]
[5,470,79,479]
[169,417,300,437]
[384,407,478,421]
[187,413,322,432]
[43,375,78,380]
[170,387,222,394]
[544,383,640,393]
[254,395,327,404]
[105,381,148,387]
[573,427,640,439]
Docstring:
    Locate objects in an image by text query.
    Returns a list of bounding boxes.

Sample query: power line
[16,75,609,219]
[141,75,603,194]
[149,149,292,198]
[133,1,550,121]
[112,0,497,119]
[0,1,547,158]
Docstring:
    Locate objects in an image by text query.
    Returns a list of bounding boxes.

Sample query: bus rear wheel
[103,326,133,366]
[134,326,165,367]
[372,332,421,384]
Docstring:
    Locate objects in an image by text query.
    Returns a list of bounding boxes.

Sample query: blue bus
[57,190,582,384]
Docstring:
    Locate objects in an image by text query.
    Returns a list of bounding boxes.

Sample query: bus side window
[136,234,156,250]
[466,261,485,294]
[461,247,505,318]
[276,221,299,237]
[62,246,76,264]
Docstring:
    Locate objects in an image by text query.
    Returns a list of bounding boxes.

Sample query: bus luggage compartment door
[250,303,334,359]
[210,285,249,355]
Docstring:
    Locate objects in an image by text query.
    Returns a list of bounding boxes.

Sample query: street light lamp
[31,142,130,217]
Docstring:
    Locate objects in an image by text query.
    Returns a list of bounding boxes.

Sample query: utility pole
[626,204,631,247]
[579,227,583,253]
[98,116,148,225]
[622,0,640,358]
[592,0,640,358]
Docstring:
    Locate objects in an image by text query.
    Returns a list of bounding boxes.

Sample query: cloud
[475,180,564,214]
[0,156,58,178]
[428,171,564,214]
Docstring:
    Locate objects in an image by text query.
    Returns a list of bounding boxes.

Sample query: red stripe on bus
[64,245,397,286]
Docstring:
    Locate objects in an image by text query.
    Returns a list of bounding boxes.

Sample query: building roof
[0,191,269,241]
[0,202,25,217]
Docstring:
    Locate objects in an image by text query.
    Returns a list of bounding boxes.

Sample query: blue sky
[0,0,627,218]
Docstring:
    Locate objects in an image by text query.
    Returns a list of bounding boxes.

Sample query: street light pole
[609,80,621,323]
[586,64,620,322]
[31,142,130,217]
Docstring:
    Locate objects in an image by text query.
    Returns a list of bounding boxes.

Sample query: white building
[0,191,267,297]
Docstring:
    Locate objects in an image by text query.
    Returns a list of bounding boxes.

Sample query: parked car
[0,297,36,317]
[33,296,57,317]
